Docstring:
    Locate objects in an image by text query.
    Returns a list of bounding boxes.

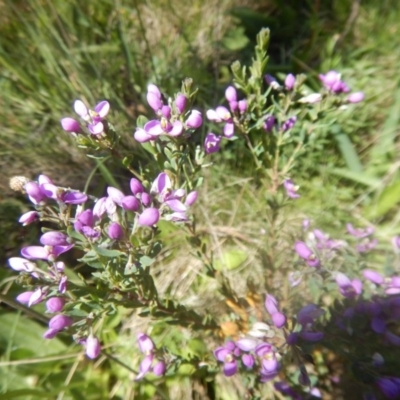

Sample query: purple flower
[238,99,247,113]
[225,86,237,102]
[294,241,320,267]
[242,354,255,369]
[8,257,36,272]
[21,244,74,261]
[40,231,70,247]
[58,275,68,293]
[86,335,101,359]
[161,105,171,119]
[19,211,38,226]
[138,208,160,226]
[206,106,234,138]
[346,223,374,238]
[282,116,297,132]
[376,377,400,399]
[108,222,124,240]
[136,333,165,380]
[185,191,198,206]
[363,269,384,285]
[137,333,155,354]
[265,294,286,328]
[319,71,350,94]
[283,179,300,199]
[347,92,364,103]
[122,195,140,211]
[214,341,239,377]
[255,343,279,382]
[107,187,125,206]
[60,117,81,133]
[130,178,144,195]
[16,291,34,304]
[25,181,47,205]
[204,133,221,154]
[46,297,65,313]
[335,272,363,298]
[175,94,187,114]
[297,304,325,326]
[153,360,166,376]
[263,115,275,132]
[146,84,163,112]
[185,110,202,129]
[357,238,378,253]
[284,73,296,90]
[49,314,72,330]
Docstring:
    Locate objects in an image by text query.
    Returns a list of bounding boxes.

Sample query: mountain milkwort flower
[255,343,279,382]
[108,222,124,240]
[204,133,221,154]
[294,241,320,267]
[206,106,234,138]
[263,115,275,132]
[319,71,350,94]
[85,335,101,359]
[347,92,365,103]
[335,272,363,298]
[136,333,166,380]
[283,179,300,199]
[265,294,286,328]
[138,208,160,227]
[185,110,203,129]
[19,211,38,226]
[214,341,240,377]
[60,117,81,133]
[175,93,187,114]
[282,116,297,132]
[284,73,296,90]
[21,244,74,262]
[46,297,65,313]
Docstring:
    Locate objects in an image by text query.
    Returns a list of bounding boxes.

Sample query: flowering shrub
[6,28,400,399]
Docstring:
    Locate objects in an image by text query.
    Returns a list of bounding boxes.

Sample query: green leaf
[214,249,247,271]
[331,125,363,173]
[92,246,123,258]
[139,255,155,268]
[366,180,400,218]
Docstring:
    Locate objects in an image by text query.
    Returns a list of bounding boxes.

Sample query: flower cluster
[61,100,110,136]
[134,84,202,142]
[136,333,166,380]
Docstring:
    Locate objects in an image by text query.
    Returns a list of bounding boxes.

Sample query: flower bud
[61,117,81,133]
[25,182,46,204]
[161,105,171,119]
[16,291,34,304]
[284,73,296,90]
[19,211,38,226]
[204,133,221,154]
[40,231,70,246]
[153,361,166,376]
[122,195,140,211]
[185,191,198,206]
[130,178,144,195]
[175,94,187,114]
[46,297,65,313]
[225,86,237,102]
[108,222,124,240]
[138,208,160,226]
[49,314,72,330]
[347,92,364,103]
[238,99,247,113]
[86,335,101,359]
[186,110,203,129]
